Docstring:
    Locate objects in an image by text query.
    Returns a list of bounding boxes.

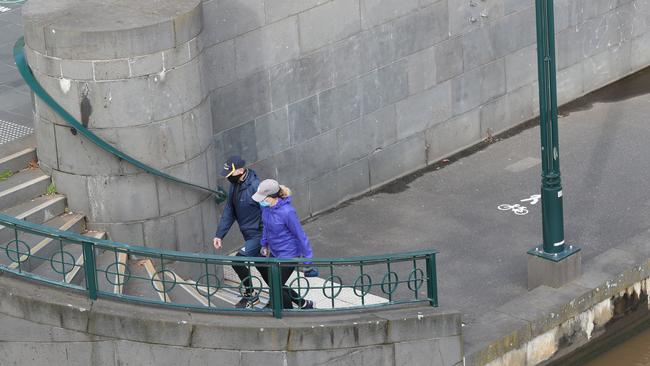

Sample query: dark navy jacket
[214,169,262,241]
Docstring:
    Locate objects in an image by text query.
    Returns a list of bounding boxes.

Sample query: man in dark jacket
[213,156,263,308]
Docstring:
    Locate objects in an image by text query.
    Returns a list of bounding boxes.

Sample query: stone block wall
[23,0,218,254]
[202,0,650,222]
[0,275,463,366]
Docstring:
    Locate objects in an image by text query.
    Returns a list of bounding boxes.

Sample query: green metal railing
[0,213,438,318]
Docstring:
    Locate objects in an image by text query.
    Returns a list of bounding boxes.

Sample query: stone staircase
[0,145,245,309]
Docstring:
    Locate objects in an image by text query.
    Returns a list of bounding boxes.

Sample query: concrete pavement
[301,67,650,347]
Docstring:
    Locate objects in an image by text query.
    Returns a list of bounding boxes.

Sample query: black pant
[232,251,261,294]
[258,265,306,309]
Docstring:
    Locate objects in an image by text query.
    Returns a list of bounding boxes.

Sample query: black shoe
[300,300,314,309]
[235,293,259,309]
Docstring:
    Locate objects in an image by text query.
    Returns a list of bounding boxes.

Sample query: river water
[582,325,650,366]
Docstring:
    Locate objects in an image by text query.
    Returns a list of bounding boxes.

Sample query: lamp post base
[527,245,581,290]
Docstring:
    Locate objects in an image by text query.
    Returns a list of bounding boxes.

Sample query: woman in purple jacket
[252,179,314,310]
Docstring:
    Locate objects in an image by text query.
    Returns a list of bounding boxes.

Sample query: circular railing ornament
[353,274,372,297]
[407,268,425,293]
[4,239,29,263]
[381,271,399,295]
[151,269,176,294]
[287,275,310,301]
[195,273,221,297]
[104,261,130,286]
[50,250,76,275]
[322,275,343,299]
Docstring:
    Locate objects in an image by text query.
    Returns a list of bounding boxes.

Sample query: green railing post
[426,254,438,307]
[269,263,283,319]
[82,241,98,300]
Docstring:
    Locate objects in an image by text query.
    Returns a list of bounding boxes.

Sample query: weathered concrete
[528,251,582,290]
[23,0,217,251]
[0,274,462,366]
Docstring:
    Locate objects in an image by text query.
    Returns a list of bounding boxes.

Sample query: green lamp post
[527,0,581,289]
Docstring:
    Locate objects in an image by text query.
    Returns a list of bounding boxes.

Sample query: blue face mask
[259,200,271,207]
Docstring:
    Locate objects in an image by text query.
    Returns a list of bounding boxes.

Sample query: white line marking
[553,240,565,247]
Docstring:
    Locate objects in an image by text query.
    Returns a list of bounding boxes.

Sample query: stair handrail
[13,37,227,203]
[0,212,439,318]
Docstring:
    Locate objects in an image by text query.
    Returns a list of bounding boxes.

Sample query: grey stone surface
[264,0,327,23]
[276,130,338,184]
[54,124,122,175]
[270,48,334,108]
[288,95,320,145]
[51,169,90,215]
[24,0,202,59]
[201,0,265,48]
[217,119,257,164]
[452,59,506,116]
[90,221,145,245]
[211,70,271,132]
[60,59,93,80]
[361,59,409,114]
[128,52,164,78]
[235,16,299,79]
[254,107,290,161]
[93,59,130,81]
[369,134,426,187]
[87,174,159,222]
[143,214,177,250]
[425,107,480,163]
[309,158,370,214]
[527,251,583,289]
[114,116,186,169]
[360,0,420,29]
[408,46,437,96]
[505,44,537,92]
[479,83,535,136]
[337,104,397,166]
[298,0,361,53]
[396,80,452,140]
[33,117,58,170]
[318,78,362,132]
[286,345,394,366]
[182,97,214,160]
[157,153,210,216]
[202,40,236,91]
[175,201,207,254]
[435,37,464,83]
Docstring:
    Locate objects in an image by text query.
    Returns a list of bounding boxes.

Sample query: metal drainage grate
[0,119,33,145]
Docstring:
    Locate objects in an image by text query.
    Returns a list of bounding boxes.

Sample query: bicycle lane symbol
[497,194,541,216]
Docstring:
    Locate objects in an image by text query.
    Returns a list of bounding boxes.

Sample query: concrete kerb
[464,245,650,366]
[0,274,460,353]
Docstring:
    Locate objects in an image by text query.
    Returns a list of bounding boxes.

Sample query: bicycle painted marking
[498,194,541,216]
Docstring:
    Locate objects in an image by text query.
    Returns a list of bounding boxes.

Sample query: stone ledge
[464,244,650,366]
[0,273,460,352]
[23,0,202,60]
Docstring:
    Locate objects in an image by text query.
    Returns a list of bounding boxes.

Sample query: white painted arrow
[520,194,541,205]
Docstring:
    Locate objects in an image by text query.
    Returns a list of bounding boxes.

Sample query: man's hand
[213,237,222,250]
[261,246,270,257]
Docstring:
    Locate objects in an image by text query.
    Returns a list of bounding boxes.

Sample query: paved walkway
[0,2,34,148]
[301,67,650,342]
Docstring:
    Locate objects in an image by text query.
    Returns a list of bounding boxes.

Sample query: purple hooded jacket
[260,196,313,260]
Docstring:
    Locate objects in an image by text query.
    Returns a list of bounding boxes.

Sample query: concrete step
[0,213,85,272]
[0,148,36,174]
[124,258,166,302]
[32,230,106,285]
[2,194,66,224]
[93,249,128,295]
[0,169,50,210]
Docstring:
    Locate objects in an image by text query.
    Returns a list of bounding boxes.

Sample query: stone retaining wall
[0,275,462,366]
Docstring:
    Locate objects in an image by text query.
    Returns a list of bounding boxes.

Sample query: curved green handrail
[13,37,227,203]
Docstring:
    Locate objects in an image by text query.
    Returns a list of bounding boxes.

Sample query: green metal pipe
[535,0,565,254]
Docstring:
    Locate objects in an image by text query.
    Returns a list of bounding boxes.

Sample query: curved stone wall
[22,0,217,253]
[0,275,463,366]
